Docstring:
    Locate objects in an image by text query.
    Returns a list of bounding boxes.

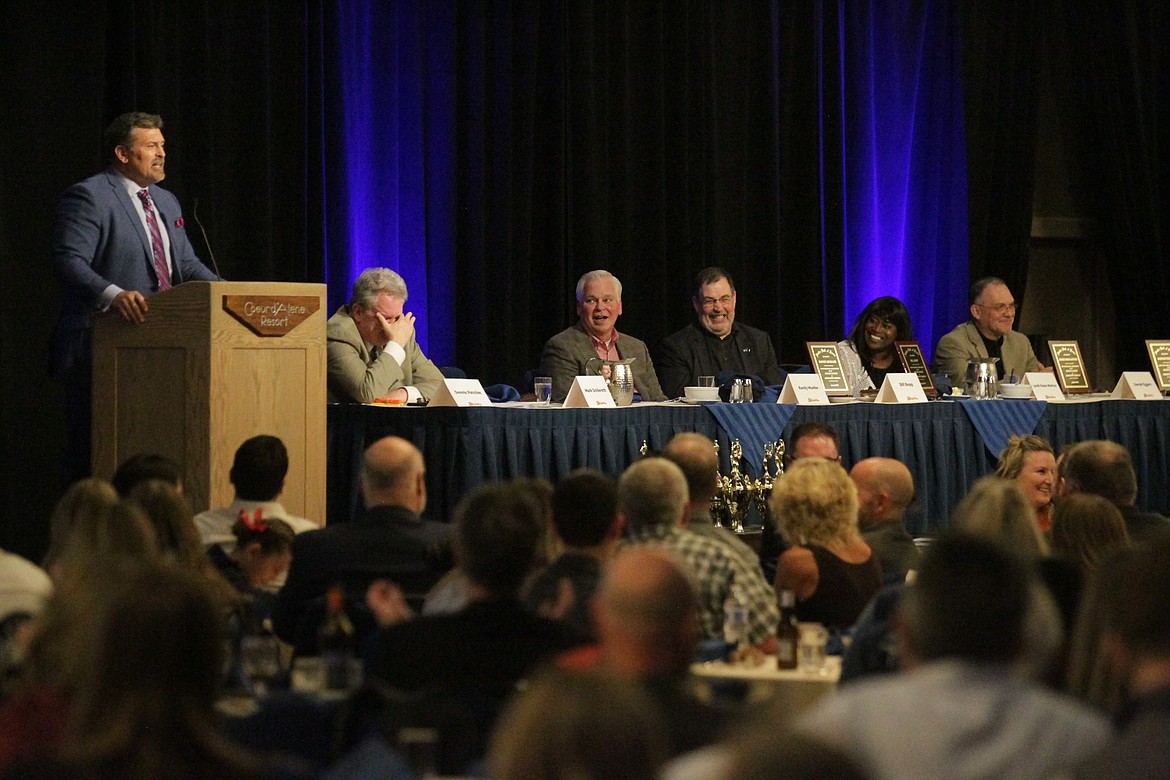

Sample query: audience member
[849,457,920,581]
[14,564,284,779]
[1049,493,1130,579]
[0,550,52,625]
[662,728,870,780]
[538,270,666,403]
[326,267,444,404]
[798,533,1110,780]
[770,459,881,631]
[950,476,1049,557]
[487,667,670,780]
[587,547,736,757]
[273,436,453,648]
[836,296,914,394]
[425,476,556,618]
[950,476,1072,681]
[0,500,159,773]
[1066,534,1170,779]
[656,267,784,398]
[207,515,295,628]
[934,276,1044,386]
[761,421,844,582]
[619,457,778,649]
[110,452,182,496]
[662,432,762,574]
[127,480,241,608]
[784,422,843,465]
[523,469,621,639]
[41,478,119,576]
[1058,439,1170,542]
[363,481,588,773]
[995,434,1057,533]
[193,435,319,554]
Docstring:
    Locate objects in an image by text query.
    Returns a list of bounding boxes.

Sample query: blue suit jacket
[50,168,219,373]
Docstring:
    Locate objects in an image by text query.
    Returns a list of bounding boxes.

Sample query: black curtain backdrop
[1050,0,1170,371]
[960,1,1043,299]
[1,0,1166,559]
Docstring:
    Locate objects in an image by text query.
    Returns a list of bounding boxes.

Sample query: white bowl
[684,386,720,402]
[999,383,1032,399]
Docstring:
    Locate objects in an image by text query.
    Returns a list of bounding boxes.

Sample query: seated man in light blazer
[51,111,220,479]
[326,267,444,404]
[538,269,666,403]
[934,276,1045,387]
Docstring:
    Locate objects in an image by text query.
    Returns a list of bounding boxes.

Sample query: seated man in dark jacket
[272,436,452,649]
[656,267,785,399]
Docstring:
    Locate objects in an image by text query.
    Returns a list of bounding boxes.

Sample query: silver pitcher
[965,357,1000,400]
[585,356,636,406]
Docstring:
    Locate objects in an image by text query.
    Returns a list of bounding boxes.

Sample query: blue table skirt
[328,399,1170,536]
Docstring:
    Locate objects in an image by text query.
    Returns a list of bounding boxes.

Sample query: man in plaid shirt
[617,457,779,651]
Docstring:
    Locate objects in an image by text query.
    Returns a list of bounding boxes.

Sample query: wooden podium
[92,282,327,524]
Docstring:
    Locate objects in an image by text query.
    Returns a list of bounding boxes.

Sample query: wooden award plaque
[1047,340,1092,394]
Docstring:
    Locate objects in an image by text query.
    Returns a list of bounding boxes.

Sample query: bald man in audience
[850,457,921,581]
[1057,439,1170,543]
[272,436,453,646]
[618,457,778,651]
[590,546,734,756]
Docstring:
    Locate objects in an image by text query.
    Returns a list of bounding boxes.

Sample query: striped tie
[137,189,172,290]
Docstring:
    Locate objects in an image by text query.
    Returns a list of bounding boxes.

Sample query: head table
[327,397,1170,531]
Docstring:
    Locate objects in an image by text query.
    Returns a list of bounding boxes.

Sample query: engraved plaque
[896,341,937,397]
[806,342,850,395]
[1047,340,1092,394]
[1145,340,1170,392]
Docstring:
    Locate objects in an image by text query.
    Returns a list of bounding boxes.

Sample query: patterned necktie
[137,189,172,290]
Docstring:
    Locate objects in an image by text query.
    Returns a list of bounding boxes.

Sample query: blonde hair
[950,476,1050,557]
[994,434,1054,480]
[769,459,858,548]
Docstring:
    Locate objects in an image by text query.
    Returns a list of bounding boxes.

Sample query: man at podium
[50,112,219,480]
[326,267,444,404]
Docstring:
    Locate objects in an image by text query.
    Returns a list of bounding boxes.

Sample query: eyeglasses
[975,301,1017,315]
[700,295,734,308]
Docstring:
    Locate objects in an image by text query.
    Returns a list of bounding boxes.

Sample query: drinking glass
[534,376,553,404]
[239,634,283,697]
[797,622,828,675]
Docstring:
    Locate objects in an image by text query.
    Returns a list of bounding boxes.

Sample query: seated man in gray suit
[327,267,444,404]
[934,276,1045,387]
[538,269,666,403]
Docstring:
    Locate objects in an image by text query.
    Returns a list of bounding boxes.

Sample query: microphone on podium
[192,198,223,281]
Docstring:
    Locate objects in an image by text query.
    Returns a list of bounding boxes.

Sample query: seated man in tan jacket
[326,267,444,404]
[935,276,1044,387]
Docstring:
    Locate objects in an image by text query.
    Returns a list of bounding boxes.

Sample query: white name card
[1025,372,1065,401]
[778,374,830,405]
[1111,371,1162,400]
[875,373,929,404]
[427,378,493,407]
[563,375,617,408]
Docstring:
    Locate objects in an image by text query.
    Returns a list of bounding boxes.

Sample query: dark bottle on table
[776,588,799,670]
[319,584,355,690]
